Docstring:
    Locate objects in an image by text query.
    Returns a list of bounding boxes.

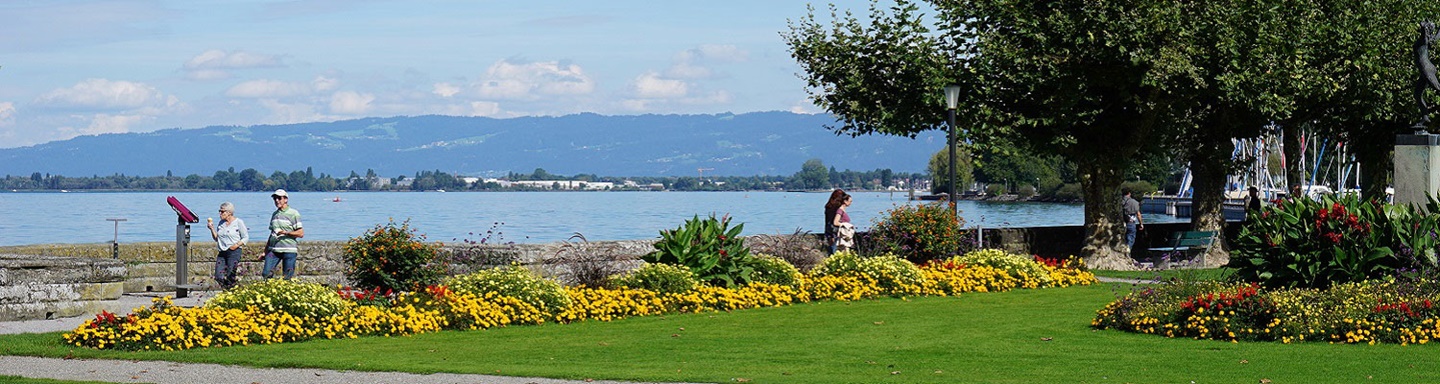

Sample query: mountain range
[0,112,945,178]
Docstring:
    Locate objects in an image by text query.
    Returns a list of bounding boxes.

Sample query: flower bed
[65,250,1094,351]
[1093,278,1440,345]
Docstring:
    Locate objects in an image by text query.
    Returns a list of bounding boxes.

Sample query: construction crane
[697,168,715,178]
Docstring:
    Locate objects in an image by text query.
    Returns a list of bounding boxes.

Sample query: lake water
[0,191,1187,246]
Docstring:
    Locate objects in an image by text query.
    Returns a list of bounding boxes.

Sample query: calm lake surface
[0,191,1187,246]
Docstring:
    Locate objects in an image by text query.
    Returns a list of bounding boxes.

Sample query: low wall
[0,254,126,321]
[0,225,1236,321]
[978,222,1240,268]
[0,224,1236,295]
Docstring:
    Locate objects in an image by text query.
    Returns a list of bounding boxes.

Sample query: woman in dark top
[824,189,849,254]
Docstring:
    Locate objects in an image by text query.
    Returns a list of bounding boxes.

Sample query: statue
[1414,21,1440,134]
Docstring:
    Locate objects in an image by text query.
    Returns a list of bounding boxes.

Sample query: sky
[0,0,879,149]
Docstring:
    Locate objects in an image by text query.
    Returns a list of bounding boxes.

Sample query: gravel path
[0,356,673,384]
[0,293,690,384]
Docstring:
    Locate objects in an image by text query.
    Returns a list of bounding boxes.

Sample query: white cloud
[665,44,749,79]
[257,99,322,125]
[312,76,339,92]
[632,72,688,99]
[182,50,285,80]
[469,101,500,116]
[225,79,312,98]
[433,82,461,98]
[35,79,174,110]
[84,113,151,136]
[664,62,711,79]
[185,49,284,70]
[694,44,748,62]
[329,91,375,115]
[0,102,14,125]
[789,99,823,114]
[476,59,594,100]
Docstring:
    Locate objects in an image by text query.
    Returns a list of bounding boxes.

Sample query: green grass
[3,284,1438,383]
[1091,267,1233,282]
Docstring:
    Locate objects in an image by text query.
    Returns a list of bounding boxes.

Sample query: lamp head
[943,85,961,110]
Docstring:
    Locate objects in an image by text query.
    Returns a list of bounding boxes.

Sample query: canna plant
[644,214,756,287]
[1229,193,1440,289]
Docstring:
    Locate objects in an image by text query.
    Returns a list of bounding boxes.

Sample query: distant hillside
[0,112,945,177]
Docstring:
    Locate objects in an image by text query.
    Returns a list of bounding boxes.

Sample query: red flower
[1324,232,1342,243]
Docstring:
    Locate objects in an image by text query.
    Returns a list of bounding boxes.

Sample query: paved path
[0,292,688,384]
[0,356,677,384]
[1094,276,1160,285]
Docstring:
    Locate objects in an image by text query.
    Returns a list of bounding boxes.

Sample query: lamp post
[944,85,961,220]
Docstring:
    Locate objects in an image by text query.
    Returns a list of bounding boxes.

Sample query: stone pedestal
[1395,134,1440,208]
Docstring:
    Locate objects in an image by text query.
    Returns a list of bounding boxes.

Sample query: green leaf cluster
[644,215,756,288]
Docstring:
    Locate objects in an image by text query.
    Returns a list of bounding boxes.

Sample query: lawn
[1091,267,1233,283]
[2,283,1436,383]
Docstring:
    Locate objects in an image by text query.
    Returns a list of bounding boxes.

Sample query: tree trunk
[1079,159,1130,269]
[1188,138,1232,267]
[1353,125,1395,201]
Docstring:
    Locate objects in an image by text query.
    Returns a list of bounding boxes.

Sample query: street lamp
[944,85,961,220]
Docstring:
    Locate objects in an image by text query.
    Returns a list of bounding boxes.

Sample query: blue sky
[0,0,878,148]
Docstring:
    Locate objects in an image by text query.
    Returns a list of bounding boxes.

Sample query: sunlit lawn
[2,283,1436,383]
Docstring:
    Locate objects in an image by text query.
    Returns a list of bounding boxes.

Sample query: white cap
[272,189,288,198]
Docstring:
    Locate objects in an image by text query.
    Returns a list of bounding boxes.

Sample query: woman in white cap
[207,202,248,289]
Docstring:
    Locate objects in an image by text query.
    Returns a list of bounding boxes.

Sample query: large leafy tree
[787,0,1438,268]
[789,0,1191,266]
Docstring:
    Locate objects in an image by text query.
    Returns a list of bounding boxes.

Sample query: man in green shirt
[263,189,304,279]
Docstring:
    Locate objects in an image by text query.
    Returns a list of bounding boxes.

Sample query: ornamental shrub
[868,202,968,263]
[342,219,447,292]
[205,278,349,319]
[1229,194,1440,289]
[811,251,925,293]
[952,249,1054,287]
[444,264,572,312]
[749,254,801,286]
[644,214,757,287]
[608,263,699,294]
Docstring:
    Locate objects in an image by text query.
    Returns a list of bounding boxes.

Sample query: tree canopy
[785,0,1439,266]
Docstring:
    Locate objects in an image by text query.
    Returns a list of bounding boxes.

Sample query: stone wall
[0,254,126,321]
[0,224,1236,303]
[0,234,828,294]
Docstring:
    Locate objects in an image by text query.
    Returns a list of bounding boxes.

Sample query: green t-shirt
[267,207,303,253]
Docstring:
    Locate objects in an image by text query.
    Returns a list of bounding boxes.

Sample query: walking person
[833,193,855,253]
[207,202,248,289]
[263,189,304,279]
[824,189,849,254]
[1122,188,1143,251]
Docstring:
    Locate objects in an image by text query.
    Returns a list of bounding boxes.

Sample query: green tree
[792,158,830,190]
[788,0,1184,264]
[237,168,265,191]
[927,143,973,195]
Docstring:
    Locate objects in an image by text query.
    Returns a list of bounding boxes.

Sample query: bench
[1144,231,1217,267]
